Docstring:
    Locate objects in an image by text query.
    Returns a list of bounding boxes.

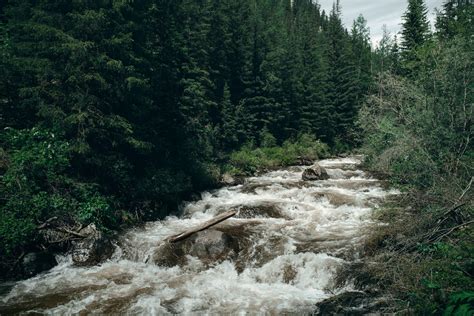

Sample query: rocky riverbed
[0,156,398,314]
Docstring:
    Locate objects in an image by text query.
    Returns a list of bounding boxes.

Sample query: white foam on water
[0,156,397,314]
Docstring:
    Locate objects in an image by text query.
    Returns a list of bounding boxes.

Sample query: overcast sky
[316,0,445,46]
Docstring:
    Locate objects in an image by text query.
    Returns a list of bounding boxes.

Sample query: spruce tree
[401,0,430,51]
[400,0,430,75]
[351,15,372,108]
[326,1,358,144]
[436,0,474,39]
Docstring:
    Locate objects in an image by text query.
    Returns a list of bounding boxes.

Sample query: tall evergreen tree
[436,0,474,39]
[400,0,430,75]
[351,15,372,108]
[326,1,359,144]
[401,0,430,52]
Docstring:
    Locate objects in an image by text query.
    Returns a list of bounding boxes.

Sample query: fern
[443,292,474,316]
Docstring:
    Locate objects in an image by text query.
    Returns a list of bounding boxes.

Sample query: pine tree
[400,0,430,74]
[296,0,331,140]
[226,0,252,106]
[375,25,395,73]
[207,0,231,125]
[240,0,284,142]
[436,0,474,39]
[401,0,430,51]
[351,15,372,108]
[326,1,358,144]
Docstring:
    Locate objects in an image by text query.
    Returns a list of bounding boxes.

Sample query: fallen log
[167,210,237,243]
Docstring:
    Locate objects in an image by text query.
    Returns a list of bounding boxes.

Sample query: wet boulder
[71,224,114,266]
[315,291,390,315]
[152,229,238,267]
[302,163,329,181]
[21,252,57,277]
[297,156,314,166]
[189,230,230,259]
[220,173,244,186]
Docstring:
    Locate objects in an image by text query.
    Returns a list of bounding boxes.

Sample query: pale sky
[316,0,445,46]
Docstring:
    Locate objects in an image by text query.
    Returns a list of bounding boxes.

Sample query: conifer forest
[0,0,473,314]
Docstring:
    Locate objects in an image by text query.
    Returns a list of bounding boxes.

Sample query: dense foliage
[359,0,473,313]
[0,1,372,264]
[228,133,330,175]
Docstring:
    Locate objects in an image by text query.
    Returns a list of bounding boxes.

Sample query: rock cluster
[71,224,114,266]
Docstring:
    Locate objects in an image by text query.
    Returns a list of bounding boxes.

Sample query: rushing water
[1,156,397,315]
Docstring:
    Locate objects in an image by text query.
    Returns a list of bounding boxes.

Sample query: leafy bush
[444,292,474,316]
[0,128,116,256]
[358,38,474,313]
[359,39,473,188]
[259,127,277,148]
[228,133,329,175]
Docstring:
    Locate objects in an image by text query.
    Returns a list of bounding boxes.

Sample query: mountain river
[0,156,398,314]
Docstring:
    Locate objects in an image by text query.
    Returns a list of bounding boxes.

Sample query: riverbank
[334,164,474,314]
[356,189,473,314]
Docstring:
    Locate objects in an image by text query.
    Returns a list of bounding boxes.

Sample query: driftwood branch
[457,177,473,203]
[432,220,474,243]
[440,203,467,220]
[37,217,59,230]
[167,210,237,243]
[37,217,87,240]
[58,228,86,238]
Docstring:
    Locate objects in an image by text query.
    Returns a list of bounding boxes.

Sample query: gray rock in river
[302,163,329,181]
[152,229,239,267]
[220,172,245,186]
[189,230,230,258]
[297,156,314,166]
[71,224,114,266]
[21,252,57,277]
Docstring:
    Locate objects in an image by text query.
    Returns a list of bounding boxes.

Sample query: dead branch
[37,217,59,230]
[457,177,473,203]
[439,203,467,220]
[58,228,86,238]
[432,220,474,243]
[167,210,237,243]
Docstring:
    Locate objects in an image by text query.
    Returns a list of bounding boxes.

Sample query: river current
[1,156,397,315]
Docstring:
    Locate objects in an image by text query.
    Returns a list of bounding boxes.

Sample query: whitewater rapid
[0,156,397,315]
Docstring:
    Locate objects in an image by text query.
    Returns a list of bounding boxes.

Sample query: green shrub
[359,39,473,188]
[0,128,115,256]
[444,292,474,316]
[358,38,474,314]
[228,133,329,175]
[259,127,277,148]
